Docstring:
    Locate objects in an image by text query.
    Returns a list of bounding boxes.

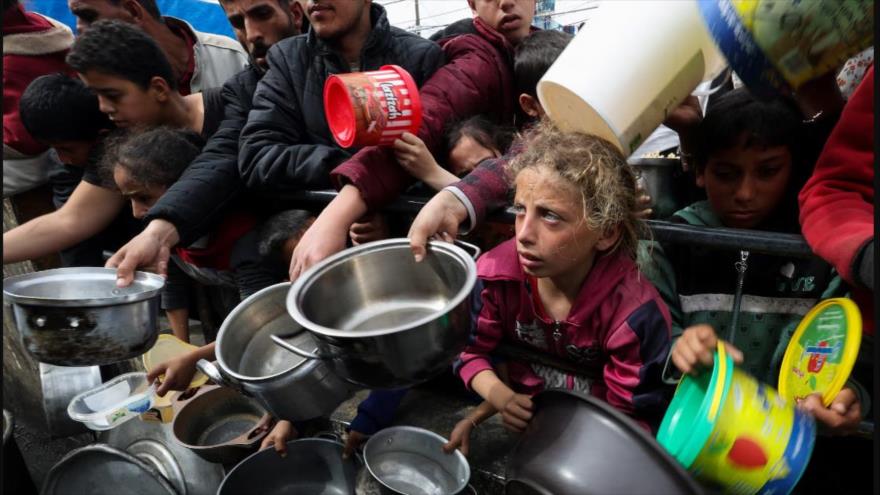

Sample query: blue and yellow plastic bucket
[658,344,816,494]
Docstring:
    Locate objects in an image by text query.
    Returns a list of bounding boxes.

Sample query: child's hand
[635,180,653,219]
[501,393,533,433]
[671,324,743,375]
[342,429,367,459]
[147,352,198,397]
[443,417,477,456]
[349,213,389,245]
[797,388,861,435]
[394,132,439,181]
[260,420,298,457]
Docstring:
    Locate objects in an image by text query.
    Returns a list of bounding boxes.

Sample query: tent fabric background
[28,0,235,37]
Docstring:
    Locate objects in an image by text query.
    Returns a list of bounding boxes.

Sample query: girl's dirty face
[448,135,500,177]
[513,166,615,282]
[113,166,167,220]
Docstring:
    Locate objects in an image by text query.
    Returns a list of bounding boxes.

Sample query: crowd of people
[2,0,874,492]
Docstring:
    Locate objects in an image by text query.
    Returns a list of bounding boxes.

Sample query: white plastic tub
[67,372,155,431]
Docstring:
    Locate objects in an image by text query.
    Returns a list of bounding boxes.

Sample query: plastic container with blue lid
[67,372,155,431]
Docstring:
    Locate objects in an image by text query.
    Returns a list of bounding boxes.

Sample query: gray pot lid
[4,267,164,307]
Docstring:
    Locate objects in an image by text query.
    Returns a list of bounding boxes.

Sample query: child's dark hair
[257,209,315,261]
[110,127,202,187]
[20,73,114,143]
[445,115,515,162]
[694,88,803,170]
[66,20,177,91]
[514,30,573,98]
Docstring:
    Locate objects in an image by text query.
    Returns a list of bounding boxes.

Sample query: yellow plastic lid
[142,334,209,389]
[778,298,862,406]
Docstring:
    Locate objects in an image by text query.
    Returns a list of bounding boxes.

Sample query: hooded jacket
[330,16,522,209]
[238,3,444,195]
[457,239,672,430]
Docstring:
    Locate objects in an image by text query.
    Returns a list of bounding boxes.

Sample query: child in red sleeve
[455,122,672,436]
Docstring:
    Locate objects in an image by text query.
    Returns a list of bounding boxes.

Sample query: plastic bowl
[67,372,155,431]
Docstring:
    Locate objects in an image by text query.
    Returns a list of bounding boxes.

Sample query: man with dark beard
[108,0,308,284]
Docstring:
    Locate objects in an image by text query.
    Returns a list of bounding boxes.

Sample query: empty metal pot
[39,362,102,437]
[505,389,702,495]
[628,158,684,220]
[364,426,470,495]
[171,385,267,465]
[280,239,478,389]
[41,444,177,495]
[3,268,164,366]
[196,283,353,421]
[218,438,359,495]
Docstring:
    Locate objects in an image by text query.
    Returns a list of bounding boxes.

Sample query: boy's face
[468,0,535,46]
[697,139,793,229]
[78,70,165,128]
[307,0,369,41]
[448,135,499,177]
[49,140,94,167]
[113,166,166,219]
[221,0,303,69]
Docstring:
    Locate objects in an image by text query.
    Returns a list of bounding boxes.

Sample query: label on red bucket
[324,65,422,148]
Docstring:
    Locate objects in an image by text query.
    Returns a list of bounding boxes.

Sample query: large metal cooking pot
[196,283,353,421]
[39,362,102,437]
[628,158,685,220]
[101,410,225,495]
[41,443,178,495]
[505,389,702,495]
[3,268,164,366]
[171,385,267,465]
[218,437,359,495]
[277,239,479,389]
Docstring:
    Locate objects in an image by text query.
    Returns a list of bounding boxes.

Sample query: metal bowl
[283,239,478,389]
[3,268,164,366]
[364,426,470,495]
[41,444,177,495]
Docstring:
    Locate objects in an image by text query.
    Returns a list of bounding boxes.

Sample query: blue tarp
[28,0,235,38]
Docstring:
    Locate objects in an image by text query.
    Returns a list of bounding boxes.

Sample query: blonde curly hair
[507,120,643,260]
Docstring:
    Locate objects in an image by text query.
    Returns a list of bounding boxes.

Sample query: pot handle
[170,383,218,411]
[454,240,481,260]
[225,415,270,449]
[270,334,327,360]
[195,359,246,394]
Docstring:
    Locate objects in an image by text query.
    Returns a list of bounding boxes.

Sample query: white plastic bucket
[537,0,727,156]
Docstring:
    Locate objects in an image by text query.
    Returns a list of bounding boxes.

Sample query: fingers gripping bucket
[657,344,816,494]
[537,0,727,156]
[324,65,422,148]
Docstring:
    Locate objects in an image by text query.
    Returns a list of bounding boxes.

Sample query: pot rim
[287,239,477,338]
[2,267,165,307]
[216,282,315,383]
[364,425,470,494]
[43,443,178,495]
[171,386,267,451]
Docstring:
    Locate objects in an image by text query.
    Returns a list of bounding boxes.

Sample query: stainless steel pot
[3,268,164,366]
[505,389,702,495]
[171,385,267,465]
[218,437,359,495]
[101,411,225,495]
[196,283,353,421]
[39,362,102,437]
[278,239,479,389]
[628,158,684,220]
[41,444,178,495]
[363,426,470,495]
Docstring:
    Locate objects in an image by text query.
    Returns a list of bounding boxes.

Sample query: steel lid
[3,267,165,307]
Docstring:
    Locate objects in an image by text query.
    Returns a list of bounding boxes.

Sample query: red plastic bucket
[324,65,422,148]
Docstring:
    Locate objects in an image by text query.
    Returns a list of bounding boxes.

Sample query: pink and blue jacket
[456,239,673,430]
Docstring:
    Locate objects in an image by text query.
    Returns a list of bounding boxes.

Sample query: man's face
[78,70,164,128]
[48,140,95,167]
[306,0,369,41]
[68,0,133,33]
[221,0,303,69]
[469,0,535,45]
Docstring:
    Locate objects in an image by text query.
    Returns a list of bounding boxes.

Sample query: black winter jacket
[237,3,444,194]
[144,64,263,245]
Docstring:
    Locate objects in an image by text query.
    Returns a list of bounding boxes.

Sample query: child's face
[448,135,500,177]
[79,70,165,128]
[513,166,618,282]
[697,140,792,229]
[113,166,167,219]
[48,140,94,167]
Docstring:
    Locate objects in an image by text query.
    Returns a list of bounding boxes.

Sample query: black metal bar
[281,190,817,259]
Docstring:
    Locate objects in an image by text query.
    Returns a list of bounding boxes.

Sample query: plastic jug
[537,0,727,156]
